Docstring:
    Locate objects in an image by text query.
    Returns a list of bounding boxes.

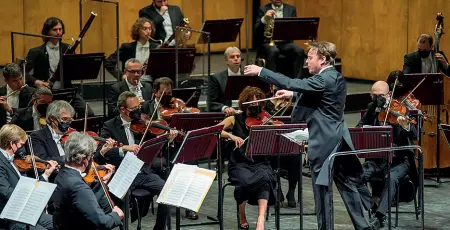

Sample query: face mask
[57,121,71,133]
[160,95,172,106]
[372,95,387,110]
[418,50,431,58]
[247,105,262,117]
[36,104,48,117]
[83,155,93,174]
[13,143,26,157]
[129,108,141,121]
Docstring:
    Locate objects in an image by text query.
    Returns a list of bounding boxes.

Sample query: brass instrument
[264,14,275,47]
[142,37,163,73]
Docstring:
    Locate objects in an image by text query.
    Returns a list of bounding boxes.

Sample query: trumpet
[264,14,275,46]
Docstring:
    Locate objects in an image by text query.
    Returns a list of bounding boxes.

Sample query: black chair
[394,176,419,227]
[130,188,155,230]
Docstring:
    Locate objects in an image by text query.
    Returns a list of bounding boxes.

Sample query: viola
[377,99,417,126]
[14,155,61,173]
[83,162,107,185]
[245,110,283,128]
[160,97,200,120]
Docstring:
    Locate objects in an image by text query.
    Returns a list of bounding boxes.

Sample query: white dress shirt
[125,78,143,101]
[119,115,135,157]
[421,52,434,73]
[65,165,86,177]
[46,41,62,89]
[135,41,152,82]
[261,4,284,25]
[155,7,175,46]
[6,85,19,123]
[48,125,65,156]
[221,68,241,112]
[32,107,42,131]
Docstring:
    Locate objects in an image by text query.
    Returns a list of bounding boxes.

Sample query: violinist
[11,86,53,131]
[53,132,123,230]
[0,62,35,128]
[0,124,58,230]
[356,79,418,229]
[107,58,153,119]
[95,91,175,230]
[216,86,277,230]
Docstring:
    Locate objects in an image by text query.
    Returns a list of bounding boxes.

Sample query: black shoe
[238,224,249,230]
[369,217,382,230]
[286,190,296,208]
[185,209,199,220]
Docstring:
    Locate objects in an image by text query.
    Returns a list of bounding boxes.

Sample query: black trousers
[261,41,305,78]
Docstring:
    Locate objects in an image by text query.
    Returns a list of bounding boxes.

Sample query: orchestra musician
[255,0,305,79]
[357,79,418,229]
[244,42,373,229]
[149,77,173,119]
[52,132,124,230]
[0,124,58,230]
[139,0,185,48]
[104,17,159,82]
[25,17,94,118]
[403,33,450,76]
[216,86,277,230]
[0,63,35,128]
[11,86,53,132]
[107,58,153,119]
[207,46,241,115]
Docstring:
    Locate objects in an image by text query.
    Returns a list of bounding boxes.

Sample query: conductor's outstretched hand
[244,65,263,76]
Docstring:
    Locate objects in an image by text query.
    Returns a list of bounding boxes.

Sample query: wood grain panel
[0,0,24,64]
[340,0,408,81]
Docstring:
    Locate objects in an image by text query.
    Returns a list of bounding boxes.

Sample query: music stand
[221,75,270,101]
[52,88,77,102]
[146,48,196,84]
[197,18,244,46]
[136,134,168,166]
[171,125,224,230]
[70,116,104,134]
[169,113,225,143]
[404,73,443,184]
[172,87,201,108]
[272,17,320,41]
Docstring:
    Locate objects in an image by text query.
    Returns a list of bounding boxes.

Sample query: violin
[13,155,61,173]
[130,119,171,136]
[245,110,283,128]
[377,98,417,126]
[60,127,123,147]
[83,162,107,185]
[160,97,200,120]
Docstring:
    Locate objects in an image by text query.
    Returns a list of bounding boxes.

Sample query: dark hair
[131,18,155,41]
[41,17,65,42]
[417,34,433,46]
[153,77,173,91]
[386,70,405,90]
[238,86,266,111]
[117,91,137,108]
[3,63,22,80]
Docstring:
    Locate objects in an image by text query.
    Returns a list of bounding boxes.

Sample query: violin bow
[92,162,115,210]
[138,89,166,146]
[399,77,426,104]
[27,136,40,180]
[83,103,88,133]
[383,78,398,126]
[183,91,197,107]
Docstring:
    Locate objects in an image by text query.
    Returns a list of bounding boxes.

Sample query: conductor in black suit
[0,63,35,128]
[403,33,450,76]
[104,17,159,82]
[255,0,305,78]
[107,58,153,119]
[139,0,185,47]
[0,124,58,230]
[25,17,94,118]
[52,132,124,230]
[244,42,373,229]
[207,46,241,115]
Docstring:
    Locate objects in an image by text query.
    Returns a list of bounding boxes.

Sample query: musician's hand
[435,53,449,68]
[224,107,236,116]
[113,206,124,220]
[397,116,409,129]
[35,80,50,88]
[44,160,59,176]
[231,135,245,148]
[121,74,127,80]
[123,144,141,155]
[264,9,276,20]
[168,129,178,142]
[100,138,116,156]
[244,64,263,76]
[101,164,115,183]
[160,5,168,15]
[0,96,12,113]
[275,90,294,100]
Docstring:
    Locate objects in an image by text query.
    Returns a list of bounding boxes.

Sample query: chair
[130,188,155,230]
[394,175,419,227]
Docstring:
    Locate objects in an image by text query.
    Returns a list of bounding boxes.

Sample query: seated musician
[0,124,58,230]
[255,0,305,78]
[403,33,450,76]
[95,91,177,230]
[52,132,123,230]
[0,62,35,128]
[25,17,94,117]
[11,86,53,132]
[217,86,277,230]
[104,17,159,82]
[357,78,418,228]
[207,47,241,115]
[107,58,153,119]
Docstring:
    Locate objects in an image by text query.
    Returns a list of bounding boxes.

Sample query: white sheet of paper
[0,177,56,226]
[108,152,144,199]
[281,128,309,144]
[180,168,216,212]
[157,164,196,206]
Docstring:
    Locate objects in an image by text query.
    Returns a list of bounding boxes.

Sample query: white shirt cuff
[118,147,124,157]
[221,106,229,112]
[401,123,410,132]
[261,16,267,25]
[42,173,49,182]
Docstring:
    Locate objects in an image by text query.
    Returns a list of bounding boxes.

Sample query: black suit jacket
[10,106,35,131]
[0,152,20,214]
[107,80,153,118]
[139,4,184,43]
[207,69,232,112]
[104,41,159,79]
[403,50,450,76]
[25,43,71,87]
[30,126,65,165]
[254,3,297,48]
[53,166,121,230]
[0,85,35,128]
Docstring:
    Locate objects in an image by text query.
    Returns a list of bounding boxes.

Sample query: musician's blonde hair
[310,42,337,65]
[0,124,27,150]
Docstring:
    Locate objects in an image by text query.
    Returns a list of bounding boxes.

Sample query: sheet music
[180,168,216,212]
[157,164,196,207]
[108,152,144,199]
[0,177,56,226]
[281,128,309,144]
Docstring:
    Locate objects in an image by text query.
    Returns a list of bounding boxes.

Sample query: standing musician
[0,124,58,230]
[216,86,277,230]
[52,132,123,230]
[139,0,185,48]
[25,17,94,117]
[255,0,305,79]
[207,47,241,115]
[357,79,418,228]
[11,86,53,132]
[0,62,35,128]
[104,17,159,82]
[244,42,373,230]
[403,33,450,76]
[107,58,153,119]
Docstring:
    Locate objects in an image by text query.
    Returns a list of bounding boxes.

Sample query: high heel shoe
[238,224,249,230]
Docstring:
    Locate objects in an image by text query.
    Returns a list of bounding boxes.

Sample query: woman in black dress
[216,86,277,230]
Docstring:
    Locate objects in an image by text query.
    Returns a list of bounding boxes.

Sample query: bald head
[371,81,389,96]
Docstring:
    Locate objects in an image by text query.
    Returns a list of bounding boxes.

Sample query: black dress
[227,113,277,205]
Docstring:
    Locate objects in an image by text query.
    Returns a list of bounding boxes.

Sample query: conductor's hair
[131,17,155,41]
[310,42,337,65]
[238,86,266,111]
[3,63,22,80]
[41,17,65,42]
[63,132,97,165]
[153,77,173,91]
[417,34,433,46]
[117,91,137,108]
[0,124,27,150]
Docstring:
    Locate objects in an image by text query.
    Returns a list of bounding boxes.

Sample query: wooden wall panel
[0,0,24,64]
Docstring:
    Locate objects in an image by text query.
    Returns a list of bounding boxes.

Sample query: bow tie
[6,154,14,163]
[48,45,59,50]
[137,43,150,51]
[122,122,131,128]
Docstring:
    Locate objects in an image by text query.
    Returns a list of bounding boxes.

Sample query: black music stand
[404,73,443,185]
[272,17,320,41]
[169,113,225,143]
[70,116,104,134]
[171,125,224,230]
[52,88,77,102]
[146,48,196,84]
[172,87,201,108]
[221,75,270,101]
[247,124,308,230]
[197,18,244,47]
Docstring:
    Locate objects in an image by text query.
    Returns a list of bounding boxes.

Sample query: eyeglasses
[126,69,142,75]
[59,117,74,124]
